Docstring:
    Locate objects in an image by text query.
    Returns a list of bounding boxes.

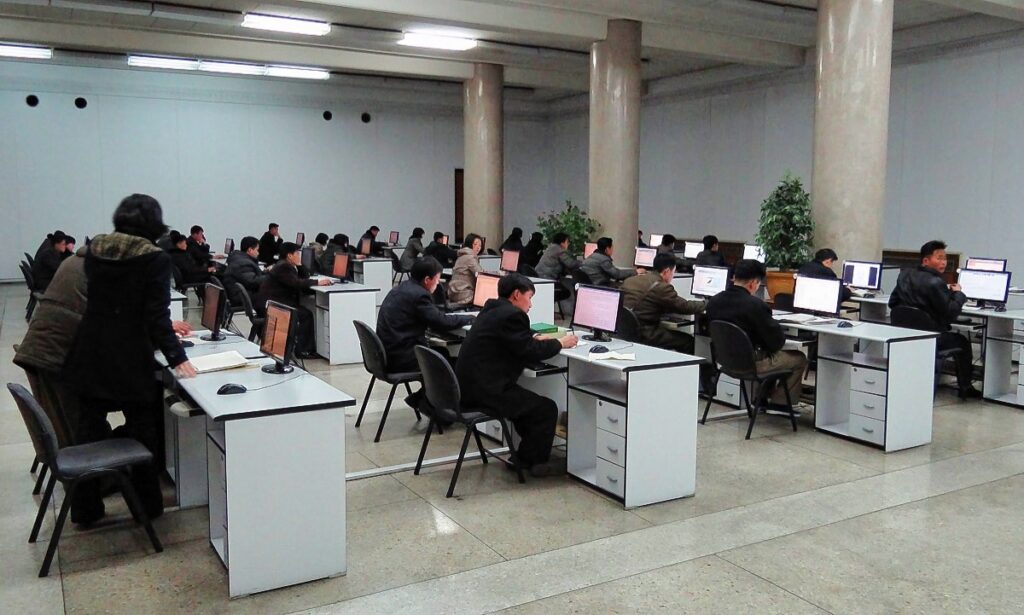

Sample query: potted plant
[537,200,601,256]
[754,172,814,300]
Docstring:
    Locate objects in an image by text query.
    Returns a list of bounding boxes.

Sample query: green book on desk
[530,323,559,334]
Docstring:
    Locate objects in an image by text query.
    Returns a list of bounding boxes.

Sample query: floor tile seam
[710,554,837,615]
[422,498,510,563]
[763,434,892,473]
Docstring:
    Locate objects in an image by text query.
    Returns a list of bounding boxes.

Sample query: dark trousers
[492,386,558,467]
[938,331,975,391]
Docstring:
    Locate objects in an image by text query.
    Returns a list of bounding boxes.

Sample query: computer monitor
[260,301,298,374]
[583,242,598,258]
[473,272,501,308]
[743,244,765,262]
[634,247,656,268]
[965,257,1007,272]
[649,233,664,248]
[389,231,400,245]
[300,246,315,271]
[690,266,729,298]
[500,250,520,273]
[683,241,703,259]
[295,232,305,245]
[842,260,883,290]
[223,238,234,254]
[440,234,449,246]
[571,284,622,342]
[793,275,842,316]
[200,283,227,342]
[359,238,372,256]
[332,253,350,280]
[958,269,1011,305]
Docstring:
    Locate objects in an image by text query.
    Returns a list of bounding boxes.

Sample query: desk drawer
[596,399,626,437]
[849,413,885,446]
[596,429,625,467]
[850,390,886,422]
[719,373,739,387]
[716,380,742,407]
[851,366,887,396]
[595,458,625,498]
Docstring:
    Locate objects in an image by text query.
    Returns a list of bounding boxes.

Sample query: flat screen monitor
[842,260,883,290]
[359,238,372,256]
[440,234,449,246]
[583,242,598,258]
[295,232,305,245]
[500,250,520,273]
[649,233,664,248]
[200,283,227,341]
[389,231,400,245]
[300,246,315,271]
[958,269,1011,304]
[260,301,297,374]
[690,266,729,298]
[473,272,501,308]
[571,284,622,342]
[332,253,350,280]
[793,275,842,316]
[965,257,1006,272]
[683,241,703,259]
[223,238,234,254]
[634,247,657,268]
[743,244,765,262]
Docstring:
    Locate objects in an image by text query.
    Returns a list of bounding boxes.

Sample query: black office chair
[485,248,498,256]
[19,262,42,321]
[571,269,593,287]
[413,345,525,497]
[232,283,265,343]
[699,336,723,424]
[773,292,794,311]
[616,306,644,343]
[708,321,798,439]
[7,383,163,577]
[24,252,36,267]
[388,249,408,285]
[890,306,964,391]
[520,264,538,277]
[171,265,206,310]
[14,358,78,495]
[352,320,423,443]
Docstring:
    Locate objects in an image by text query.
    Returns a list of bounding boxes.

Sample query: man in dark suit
[186,224,213,267]
[258,222,283,265]
[456,274,579,476]
[705,259,806,406]
[798,248,852,301]
[423,232,458,268]
[255,242,331,358]
[32,231,68,292]
[695,234,728,268]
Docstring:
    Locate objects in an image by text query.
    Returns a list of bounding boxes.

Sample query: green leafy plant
[537,200,601,256]
[755,172,814,269]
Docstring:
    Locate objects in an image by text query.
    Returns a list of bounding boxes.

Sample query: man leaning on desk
[457,274,579,477]
[888,240,981,399]
[621,253,706,354]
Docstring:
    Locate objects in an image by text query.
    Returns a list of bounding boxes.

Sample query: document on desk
[189,351,249,374]
[776,313,818,324]
[592,352,636,361]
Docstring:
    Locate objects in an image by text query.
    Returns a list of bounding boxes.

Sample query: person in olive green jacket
[620,252,706,354]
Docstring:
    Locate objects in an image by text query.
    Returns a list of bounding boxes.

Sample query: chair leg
[30,456,39,473]
[29,474,57,543]
[446,427,475,498]
[741,381,757,440]
[472,426,488,464]
[33,464,48,495]
[403,382,422,421]
[355,377,375,427]
[373,384,399,443]
[40,480,75,577]
[115,470,163,553]
[500,418,526,484]
[782,378,797,432]
[700,396,713,425]
[414,419,435,475]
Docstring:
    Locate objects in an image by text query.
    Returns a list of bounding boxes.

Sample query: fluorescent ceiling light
[266,65,330,80]
[127,55,198,70]
[198,60,266,76]
[242,13,330,36]
[0,43,53,59]
[398,32,477,51]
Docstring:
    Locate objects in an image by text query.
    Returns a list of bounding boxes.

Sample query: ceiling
[0,0,1021,100]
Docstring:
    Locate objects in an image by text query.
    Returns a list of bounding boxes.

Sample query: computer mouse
[590,345,610,353]
[217,383,247,395]
[180,340,195,348]
[837,321,853,328]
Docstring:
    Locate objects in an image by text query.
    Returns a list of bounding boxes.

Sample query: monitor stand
[262,361,294,374]
[200,331,226,342]
[583,329,612,342]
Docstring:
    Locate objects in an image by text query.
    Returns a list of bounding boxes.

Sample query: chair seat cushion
[432,405,490,425]
[384,371,421,384]
[756,367,795,380]
[55,438,153,479]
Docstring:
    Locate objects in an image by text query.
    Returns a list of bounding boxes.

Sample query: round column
[463,63,504,247]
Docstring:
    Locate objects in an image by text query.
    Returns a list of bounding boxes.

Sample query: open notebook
[189,351,249,374]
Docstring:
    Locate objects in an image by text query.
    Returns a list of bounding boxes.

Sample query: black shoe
[296,350,319,360]
[528,459,567,478]
[958,387,983,399]
[404,391,423,409]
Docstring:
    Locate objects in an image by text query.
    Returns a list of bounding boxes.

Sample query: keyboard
[662,314,688,323]
[427,330,462,344]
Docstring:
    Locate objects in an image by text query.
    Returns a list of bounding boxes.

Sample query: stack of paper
[593,352,636,361]
[190,351,249,374]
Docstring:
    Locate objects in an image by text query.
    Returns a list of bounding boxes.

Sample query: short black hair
[733,259,766,283]
[498,273,535,298]
[433,231,445,241]
[169,230,186,245]
[113,193,166,241]
[279,242,299,258]
[920,240,947,259]
[703,235,719,250]
[240,236,259,251]
[815,248,838,262]
[190,225,203,235]
[661,234,676,247]
[331,233,349,246]
[596,237,613,253]
[268,223,279,230]
[552,232,569,245]
[411,256,442,282]
[315,232,329,245]
[652,253,677,273]
[412,227,424,238]
[49,231,68,245]
[369,225,380,232]
[64,235,76,245]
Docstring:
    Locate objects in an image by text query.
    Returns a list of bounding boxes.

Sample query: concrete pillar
[811,0,894,262]
[463,63,504,248]
[589,20,642,265]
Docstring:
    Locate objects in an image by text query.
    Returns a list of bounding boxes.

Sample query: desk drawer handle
[605,416,619,424]
[606,475,619,483]
[606,446,619,454]
[863,404,876,410]
[861,426,875,433]
[864,379,877,385]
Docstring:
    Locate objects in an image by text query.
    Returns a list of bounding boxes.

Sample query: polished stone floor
[2,284,1023,614]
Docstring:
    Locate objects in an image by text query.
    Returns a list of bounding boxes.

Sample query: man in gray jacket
[580,237,637,287]
[223,236,267,304]
[535,232,581,280]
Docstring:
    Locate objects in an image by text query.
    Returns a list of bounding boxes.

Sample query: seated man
[32,231,68,292]
[168,230,214,285]
[535,232,580,280]
[456,274,579,476]
[695,234,728,267]
[580,237,636,287]
[360,225,384,256]
[258,222,282,265]
[705,259,807,406]
[621,253,707,354]
[254,242,332,358]
[637,230,648,248]
[655,233,677,258]
[888,240,980,398]
[798,248,852,301]
[223,236,266,304]
[423,232,458,268]
[186,225,213,267]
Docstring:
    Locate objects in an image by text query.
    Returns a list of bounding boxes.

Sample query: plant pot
[765,270,796,303]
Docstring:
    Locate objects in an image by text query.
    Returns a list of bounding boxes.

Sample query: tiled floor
[3,285,1024,614]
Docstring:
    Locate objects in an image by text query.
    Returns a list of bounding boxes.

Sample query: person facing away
[798,248,852,302]
[580,237,637,287]
[500,227,524,253]
[424,231,458,268]
[520,231,545,270]
[400,227,426,271]
[255,242,332,358]
[448,233,485,304]
[310,232,330,261]
[621,253,707,354]
[319,233,352,276]
[888,239,981,398]
[637,230,648,248]
[705,259,807,406]
[223,235,267,304]
[32,230,68,292]
[456,273,579,477]
[168,230,214,285]
[535,232,581,280]
[258,222,282,265]
[695,234,728,268]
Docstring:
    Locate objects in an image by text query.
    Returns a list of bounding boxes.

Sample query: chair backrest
[520,264,539,277]
[388,249,402,272]
[708,320,759,379]
[891,305,941,332]
[232,283,256,319]
[24,252,35,267]
[571,269,592,286]
[19,262,35,290]
[7,383,60,467]
[353,320,390,379]
[486,248,498,256]
[414,345,464,419]
[616,305,643,343]
[170,264,185,291]
[773,292,794,311]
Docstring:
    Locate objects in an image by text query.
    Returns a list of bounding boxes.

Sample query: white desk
[971,308,1024,407]
[305,282,379,365]
[353,258,392,305]
[170,290,185,322]
[166,358,352,598]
